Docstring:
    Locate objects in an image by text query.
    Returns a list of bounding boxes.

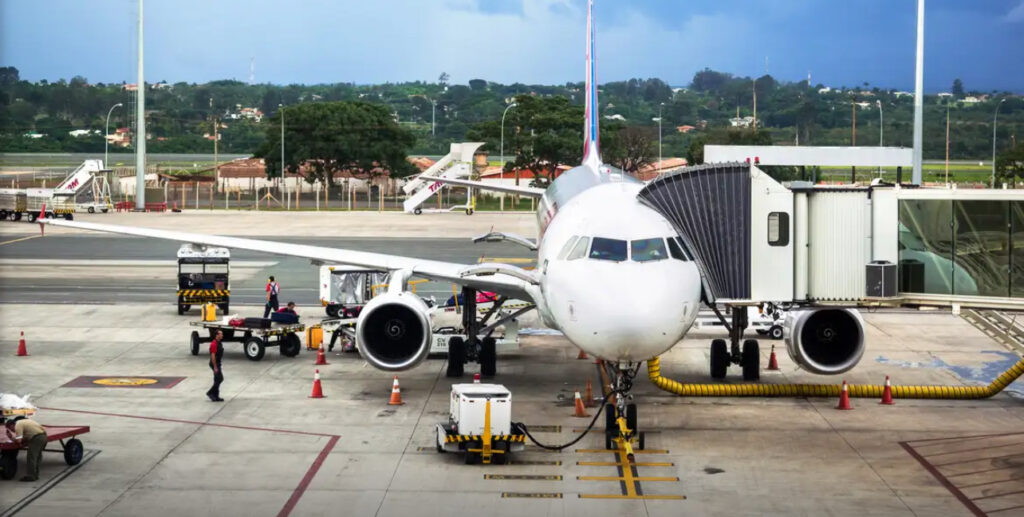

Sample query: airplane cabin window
[567,236,590,260]
[558,236,580,260]
[589,237,628,262]
[667,237,690,261]
[631,238,668,262]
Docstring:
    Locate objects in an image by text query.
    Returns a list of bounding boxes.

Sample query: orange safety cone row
[572,388,589,417]
[767,344,779,370]
[880,375,894,405]
[315,347,329,366]
[583,379,595,408]
[576,348,588,360]
[16,331,28,357]
[836,380,852,410]
[388,376,404,405]
[309,369,325,399]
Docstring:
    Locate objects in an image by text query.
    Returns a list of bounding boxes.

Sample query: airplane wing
[40,218,539,301]
[427,176,545,198]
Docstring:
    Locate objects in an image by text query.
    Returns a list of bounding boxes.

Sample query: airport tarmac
[2,211,1024,516]
[2,305,1024,516]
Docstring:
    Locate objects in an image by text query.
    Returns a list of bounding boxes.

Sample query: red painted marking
[276,435,339,517]
[39,407,339,517]
[901,441,986,517]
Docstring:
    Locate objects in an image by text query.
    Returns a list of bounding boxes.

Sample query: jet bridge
[639,162,1024,312]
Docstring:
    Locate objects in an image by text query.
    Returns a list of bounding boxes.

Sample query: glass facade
[899,199,1024,298]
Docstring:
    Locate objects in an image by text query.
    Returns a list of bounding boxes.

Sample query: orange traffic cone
[472,373,481,384]
[880,375,894,405]
[572,388,589,417]
[583,379,595,408]
[767,345,779,371]
[309,369,325,399]
[836,380,852,410]
[388,376,404,405]
[576,348,588,360]
[315,347,329,365]
[16,331,28,357]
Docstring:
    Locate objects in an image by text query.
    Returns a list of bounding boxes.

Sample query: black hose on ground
[512,389,624,451]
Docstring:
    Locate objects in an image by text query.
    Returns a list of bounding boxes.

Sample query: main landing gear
[445,287,535,379]
[708,306,760,381]
[600,362,646,459]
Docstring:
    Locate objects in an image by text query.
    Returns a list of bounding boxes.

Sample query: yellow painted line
[477,257,535,264]
[0,235,40,246]
[484,474,562,481]
[617,447,638,497]
[578,476,679,482]
[576,449,669,454]
[578,494,686,500]
[509,460,562,466]
[577,461,675,467]
[502,493,563,499]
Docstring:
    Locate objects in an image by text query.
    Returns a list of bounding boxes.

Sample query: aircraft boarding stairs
[402,142,484,214]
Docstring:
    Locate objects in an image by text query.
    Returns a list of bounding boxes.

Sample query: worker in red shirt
[206,330,224,402]
[263,276,280,318]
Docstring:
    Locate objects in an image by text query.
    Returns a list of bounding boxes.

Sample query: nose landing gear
[601,362,646,460]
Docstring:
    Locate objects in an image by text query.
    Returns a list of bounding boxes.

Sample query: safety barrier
[646,356,1024,399]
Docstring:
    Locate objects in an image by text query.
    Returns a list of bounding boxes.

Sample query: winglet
[582,0,601,170]
[38,203,46,236]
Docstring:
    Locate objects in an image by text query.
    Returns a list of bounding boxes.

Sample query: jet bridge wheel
[741,339,760,381]
[710,339,729,379]
[446,337,466,377]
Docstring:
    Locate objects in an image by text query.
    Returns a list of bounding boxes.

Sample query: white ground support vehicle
[436,383,525,464]
[319,265,389,318]
[0,189,26,221]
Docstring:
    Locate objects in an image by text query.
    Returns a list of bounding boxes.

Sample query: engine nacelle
[355,291,432,371]
[783,308,865,375]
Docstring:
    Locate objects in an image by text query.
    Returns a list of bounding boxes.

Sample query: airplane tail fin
[582,0,600,169]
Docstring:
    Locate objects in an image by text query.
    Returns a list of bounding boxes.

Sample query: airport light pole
[279,104,289,210]
[104,103,123,168]
[431,99,436,136]
[991,98,1006,187]
[501,102,517,185]
[876,100,883,177]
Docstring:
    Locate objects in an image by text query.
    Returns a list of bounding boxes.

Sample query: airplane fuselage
[529,164,703,362]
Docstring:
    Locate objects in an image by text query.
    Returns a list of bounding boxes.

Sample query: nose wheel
[708,306,761,381]
[602,362,646,459]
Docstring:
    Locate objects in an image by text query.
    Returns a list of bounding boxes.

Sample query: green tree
[255,101,416,186]
[952,78,964,97]
[603,125,655,174]
[996,142,1024,186]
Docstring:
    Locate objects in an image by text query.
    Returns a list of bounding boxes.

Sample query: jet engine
[783,308,865,375]
[355,291,432,371]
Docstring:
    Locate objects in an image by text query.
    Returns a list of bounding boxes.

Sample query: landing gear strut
[708,305,760,381]
[600,362,646,459]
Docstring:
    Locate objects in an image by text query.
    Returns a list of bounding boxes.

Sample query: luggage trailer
[0,425,91,480]
[189,321,305,361]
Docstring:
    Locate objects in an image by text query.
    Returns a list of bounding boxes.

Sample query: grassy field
[819,163,994,184]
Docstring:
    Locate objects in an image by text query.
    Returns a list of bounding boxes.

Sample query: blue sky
[2,0,1022,92]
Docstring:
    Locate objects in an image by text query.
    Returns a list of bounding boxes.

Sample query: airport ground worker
[4,416,46,482]
[207,330,224,402]
[263,276,280,318]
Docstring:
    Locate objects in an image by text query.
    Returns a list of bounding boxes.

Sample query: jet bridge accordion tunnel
[637,161,1024,400]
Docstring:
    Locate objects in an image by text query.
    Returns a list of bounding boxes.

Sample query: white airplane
[40,0,864,435]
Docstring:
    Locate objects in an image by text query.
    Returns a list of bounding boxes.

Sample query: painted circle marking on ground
[92,377,159,386]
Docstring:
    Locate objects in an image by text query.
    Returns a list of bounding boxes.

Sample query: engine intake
[356,291,432,371]
[783,308,865,375]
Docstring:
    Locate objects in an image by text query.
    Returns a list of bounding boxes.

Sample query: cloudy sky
[2,0,1023,92]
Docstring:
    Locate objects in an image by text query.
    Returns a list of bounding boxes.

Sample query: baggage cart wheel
[0,210,6,219]
[493,442,509,464]
[436,428,445,453]
[769,325,784,340]
[280,333,301,357]
[464,443,480,465]
[325,305,340,318]
[87,206,95,213]
[63,213,73,221]
[13,212,21,221]
[28,212,37,223]
[0,451,16,480]
[244,338,265,361]
[63,438,84,466]
[190,331,201,356]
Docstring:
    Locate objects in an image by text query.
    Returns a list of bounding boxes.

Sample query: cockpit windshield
[631,238,667,262]
[589,237,628,261]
